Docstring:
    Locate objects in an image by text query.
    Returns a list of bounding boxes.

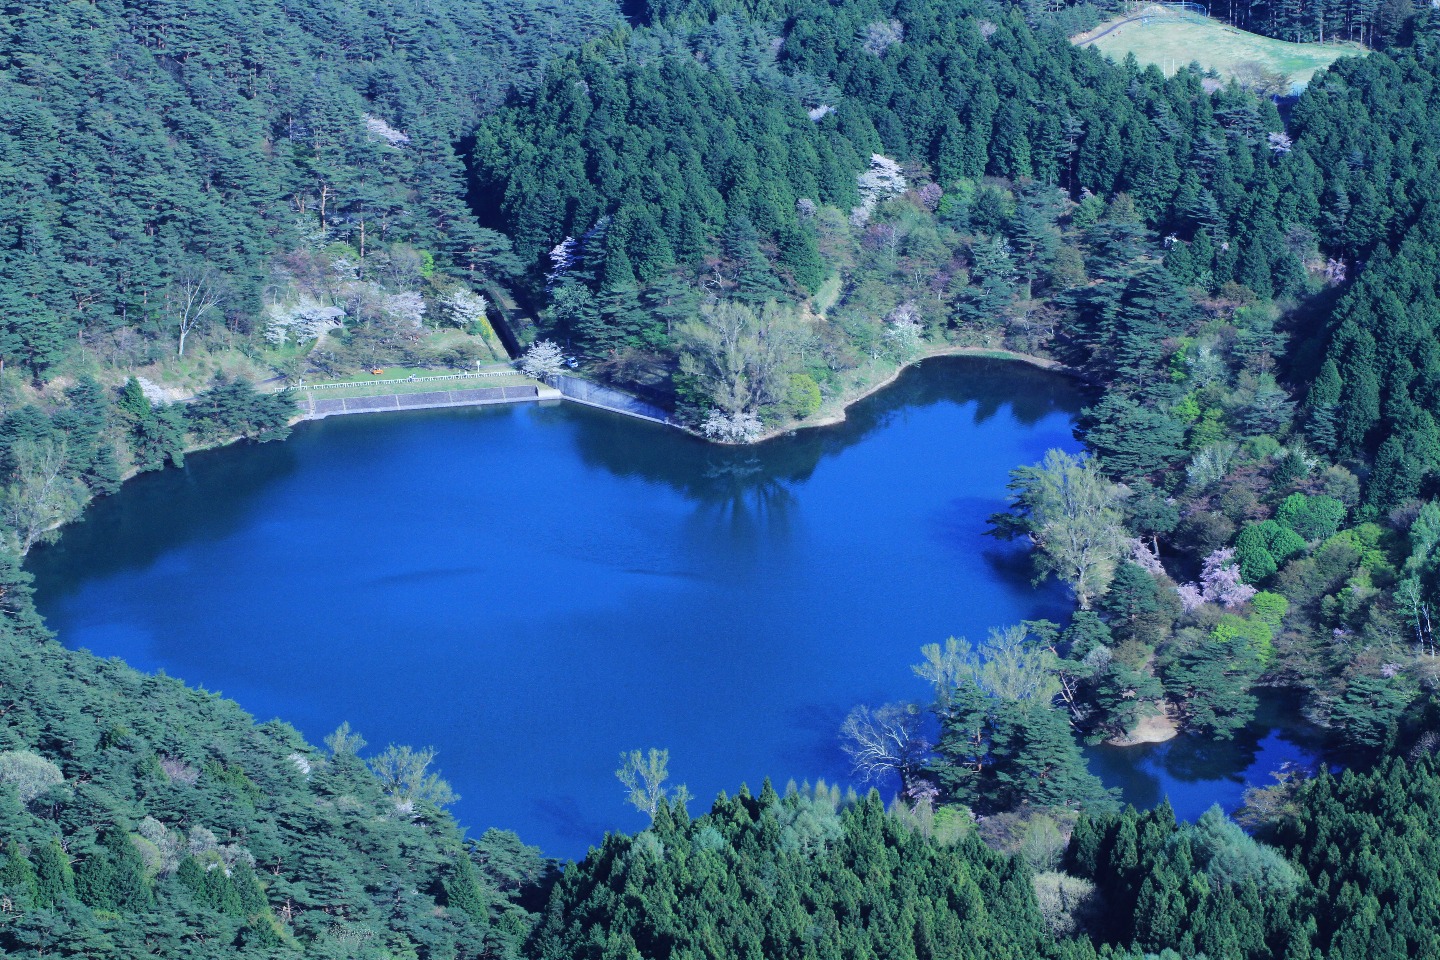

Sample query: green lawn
[299,372,540,400]
[303,361,516,385]
[812,273,844,317]
[1075,7,1365,90]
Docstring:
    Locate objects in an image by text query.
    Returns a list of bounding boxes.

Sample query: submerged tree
[839,702,929,786]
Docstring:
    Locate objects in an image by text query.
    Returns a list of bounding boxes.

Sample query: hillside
[0,0,616,379]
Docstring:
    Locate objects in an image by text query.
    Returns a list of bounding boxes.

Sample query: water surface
[1085,691,1331,820]
[26,359,1320,856]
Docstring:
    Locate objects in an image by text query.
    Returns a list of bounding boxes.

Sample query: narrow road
[1075,13,1156,46]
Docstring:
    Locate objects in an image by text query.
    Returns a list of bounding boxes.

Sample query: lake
[26,359,1326,857]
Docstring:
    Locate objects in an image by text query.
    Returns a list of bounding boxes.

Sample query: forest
[3,0,1440,954]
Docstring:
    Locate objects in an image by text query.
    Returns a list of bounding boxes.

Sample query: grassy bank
[734,340,1082,445]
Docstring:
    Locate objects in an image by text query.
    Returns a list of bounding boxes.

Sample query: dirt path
[1074,13,1152,46]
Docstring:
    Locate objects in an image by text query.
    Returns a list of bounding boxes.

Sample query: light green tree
[994,449,1128,608]
[979,624,1063,702]
[676,300,815,435]
[324,721,367,757]
[368,745,458,815]
[0,750,64,804]
[616,748,690,820]
[2,440,88,554]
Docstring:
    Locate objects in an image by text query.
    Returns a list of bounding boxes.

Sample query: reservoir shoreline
[26,358,1328,856]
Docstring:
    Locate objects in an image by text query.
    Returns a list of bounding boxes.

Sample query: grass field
[304,361,516,385]
[299,372,538,400]
[1074,6,1365,90]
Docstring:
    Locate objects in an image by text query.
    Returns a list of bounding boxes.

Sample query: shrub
[784,373,822,419]
[1276,493,1346,541]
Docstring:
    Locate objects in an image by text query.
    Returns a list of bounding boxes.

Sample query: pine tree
[33,839,74,907]
[991,701,1117,811]
[0,848,39,907]
[444,852,492,923]
[1306,358,1343,454]
[1083,394,1188,478]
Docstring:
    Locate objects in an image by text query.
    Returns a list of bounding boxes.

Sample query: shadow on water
[1086,690,1334,819]
[783,700,866,776]
[27,438,302,605]
[31,358,1086,600]
[559,357,1090,566]
[570,357,1090,501]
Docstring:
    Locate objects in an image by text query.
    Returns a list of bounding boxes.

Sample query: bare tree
[839,702,929,785]
[1397,577,1436,657]
[166,266,225,356]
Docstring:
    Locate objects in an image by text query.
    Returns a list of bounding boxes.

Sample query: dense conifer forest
[5,0,1440,954]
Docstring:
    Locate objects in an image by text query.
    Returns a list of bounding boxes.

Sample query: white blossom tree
[850,154,908,225]
[546,237,579,288]
[362,114,410,148]
[861,19,904,55]
[439,287,490,329]
[264,294,345,346]
[383,291,426,329]
[883,301,924,359]
[520,339,566,381]
[701,409,762,443]
[1200,548,1257,608]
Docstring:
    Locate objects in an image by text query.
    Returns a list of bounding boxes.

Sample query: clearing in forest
[1073,3,1366,92]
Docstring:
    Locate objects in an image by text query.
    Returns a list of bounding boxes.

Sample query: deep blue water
[25,359,1324,857]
